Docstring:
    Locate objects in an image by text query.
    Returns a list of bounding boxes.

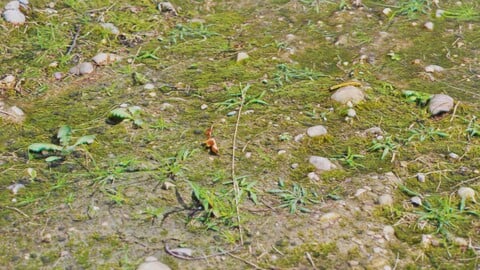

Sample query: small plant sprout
[402,90,433,106]
[368,135,398,161]
[268,182,320,214]
[167,23,219,44]
[224,176,259,204]
[273,64,328,86]
[332,147,365,168]
[466,116,480,137]
[215,84,267,110]
[107,105,144,128]
[279,132,292,141]
[407,124,448,142]
[458,187,476,211]
[28,125,95,163]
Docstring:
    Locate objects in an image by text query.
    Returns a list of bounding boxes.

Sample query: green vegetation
[28,125,95,163]
[1,0,480,269]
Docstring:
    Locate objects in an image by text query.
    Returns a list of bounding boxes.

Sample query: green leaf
[45,156,63,163]
[57,125,72,146]
[109,108,132,120]
[28,143,63,152]
[74,135,96,146]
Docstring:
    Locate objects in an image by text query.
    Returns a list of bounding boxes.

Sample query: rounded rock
[411,196,422,206]
[236,52,249,62]
[137,256,171,270]
[425,64,444,73]
[424,21,434,31]
[78,62,94,75]
[3,9,26,25]
[347,108,356,117]
[92,53,122,66]
[428,94,453,116]
[307,172,320,181]
[331,86,365,105]
[309,156,337,171]
[306,125,327,137]
[377,194,393,206]
[5,1,20,10]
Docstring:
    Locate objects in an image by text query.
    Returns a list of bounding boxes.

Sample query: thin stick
[450,101,460,122]
[4,206,30,218]
[66,25,81,55]
[0,110,15,117]
[228,252,266,270]
[305,252,317,269]
[231,85,247,245]
[165,243,240,260]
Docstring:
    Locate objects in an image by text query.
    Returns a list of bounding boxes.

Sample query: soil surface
[1,0,480,269]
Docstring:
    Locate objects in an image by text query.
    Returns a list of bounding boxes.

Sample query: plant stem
[232,85,247,245]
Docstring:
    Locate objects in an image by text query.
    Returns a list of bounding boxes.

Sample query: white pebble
[307,172,320,181]
[448,152,459,159]
[144,83,155,90]
[424,21,434,31]
[200,104,208,110]
[347,108,356,117]
[236,52,249,62]
[424,64,444,73]
[3,9,26,25]
[382,8,392,16]
[416,173,426,182]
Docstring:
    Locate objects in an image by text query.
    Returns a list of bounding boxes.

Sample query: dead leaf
[205,138,219,155]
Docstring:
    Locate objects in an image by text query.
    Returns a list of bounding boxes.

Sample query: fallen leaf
[205,138,219,155]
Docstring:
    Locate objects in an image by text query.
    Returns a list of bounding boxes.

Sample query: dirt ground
[2,0,480,269]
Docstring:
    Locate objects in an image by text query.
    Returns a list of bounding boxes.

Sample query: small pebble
[200,104,208,110]
[425,64,444,73]
[7,183,25,195]
[416,173,426,182]
[236,52,249,62]
[54,72,63,80]
[137,256,171,270]
[306,125,327,137]
[377,194,393,206]
[411,196,422,206]
[448,152,459,159]
[294,134,304,142]
[307,172,320,181]
[245,152,252,158]
[159,103,174,111]
[424,21,434,31]
[277,150,286,155]
[291,163,298,169]
[383,225,395,241]
[144,83,155,90]
[227,111,237,117]
[319,212,340,223]
[347,108,356,117]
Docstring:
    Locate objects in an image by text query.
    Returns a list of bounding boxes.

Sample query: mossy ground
[1,0,480,269]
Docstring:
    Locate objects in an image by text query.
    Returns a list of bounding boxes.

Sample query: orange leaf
[205,138,215,147]
[210,142,219,155]
[204,138,219,155]
[205,126,213,139]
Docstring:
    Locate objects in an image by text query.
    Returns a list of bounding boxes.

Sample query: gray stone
[331,86,365,104]
[307,172,320,181]
[306,125,327,137]
[377,194,393,206]
[428,94,453,116]
[309,156,336,171]
[137,256,171,270]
